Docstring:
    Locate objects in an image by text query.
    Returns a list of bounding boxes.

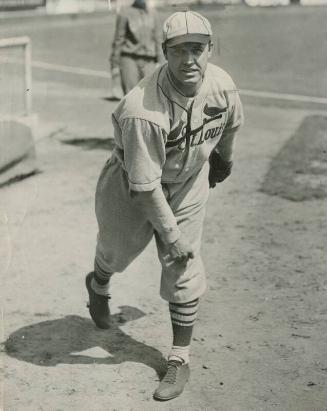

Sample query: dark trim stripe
[94,260,112,278]
[157,67,189,112]
[170,304,198,310]
[166,70,190,99]
[170,309,197,317]
[157,82,187,113]
[171,318,196,325]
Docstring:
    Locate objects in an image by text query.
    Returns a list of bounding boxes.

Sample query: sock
[168,298,199,364]
[92,259,113,296]
[91,278,110,296]
[169,345,190,364]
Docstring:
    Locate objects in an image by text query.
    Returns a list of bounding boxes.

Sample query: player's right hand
[168,237,194,265]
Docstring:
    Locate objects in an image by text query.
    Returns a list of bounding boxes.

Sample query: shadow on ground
[0,169,41,189]
[61,137,115,151]
[102,96,121,102]
[3,306,166,378]
[261,115,327,201]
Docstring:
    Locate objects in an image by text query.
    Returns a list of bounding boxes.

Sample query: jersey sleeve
[120,117,166,192]
[215,80,244,161]
[224,84,244,133]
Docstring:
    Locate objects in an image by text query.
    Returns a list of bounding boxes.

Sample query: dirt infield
[1,97,327,410]
[1,6,327,411]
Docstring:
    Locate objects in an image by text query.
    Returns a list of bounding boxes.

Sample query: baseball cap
[163,11,212,47]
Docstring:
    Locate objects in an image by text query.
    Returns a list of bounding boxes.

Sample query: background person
[110,0,164,96]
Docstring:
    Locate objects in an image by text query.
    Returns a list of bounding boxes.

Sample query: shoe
[153,359,190,401]
[85,272,111,329]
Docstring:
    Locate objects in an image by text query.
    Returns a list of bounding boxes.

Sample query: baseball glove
[208,150,233,188]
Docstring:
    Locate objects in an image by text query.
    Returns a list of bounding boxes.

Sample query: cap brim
[165,34,211,47]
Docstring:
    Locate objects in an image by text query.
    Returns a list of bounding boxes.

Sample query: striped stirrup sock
[168,298,199,364]
[92,260,113,296]
[169,298,199,347]
[168,345,191,364]
[94,259,112,284]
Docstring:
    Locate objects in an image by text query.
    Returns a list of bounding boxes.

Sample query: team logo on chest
[166,104,227,151]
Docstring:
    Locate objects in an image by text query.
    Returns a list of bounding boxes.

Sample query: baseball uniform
[95,62,243,303]
[87,10,245,401]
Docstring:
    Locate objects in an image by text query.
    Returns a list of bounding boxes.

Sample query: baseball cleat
[153,359,190,401]
[85,272,111,329]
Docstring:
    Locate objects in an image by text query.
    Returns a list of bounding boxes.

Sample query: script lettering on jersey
[166,105,228,151]
[189,122,225,147]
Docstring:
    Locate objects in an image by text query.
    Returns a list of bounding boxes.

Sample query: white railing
[0,36,32,117]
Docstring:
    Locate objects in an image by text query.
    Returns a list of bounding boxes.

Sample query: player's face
[165,41,212,96]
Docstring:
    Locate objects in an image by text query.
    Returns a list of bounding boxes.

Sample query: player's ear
[162,43,167,59]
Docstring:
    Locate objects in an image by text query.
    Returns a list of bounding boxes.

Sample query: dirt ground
[1,74,327,411]
[1,7,327,411]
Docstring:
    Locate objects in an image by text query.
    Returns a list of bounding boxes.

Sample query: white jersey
[112,62,244,192]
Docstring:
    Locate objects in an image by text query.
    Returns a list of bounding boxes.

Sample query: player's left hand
[208,150,233,188]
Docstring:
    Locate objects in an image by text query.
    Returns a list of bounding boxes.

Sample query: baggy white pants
[94,156,210,303]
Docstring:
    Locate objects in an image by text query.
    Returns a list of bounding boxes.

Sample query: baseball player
[86,10,244,401]
[110,0,164,96]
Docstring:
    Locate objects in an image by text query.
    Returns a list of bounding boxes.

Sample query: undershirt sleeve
[131,186,181,245]
[119,118,179,243]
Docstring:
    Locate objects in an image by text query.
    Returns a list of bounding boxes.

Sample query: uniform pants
[94,157,210,303]
[120,55,157,95]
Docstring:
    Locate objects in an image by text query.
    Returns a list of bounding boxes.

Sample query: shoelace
[162,360,183,384]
